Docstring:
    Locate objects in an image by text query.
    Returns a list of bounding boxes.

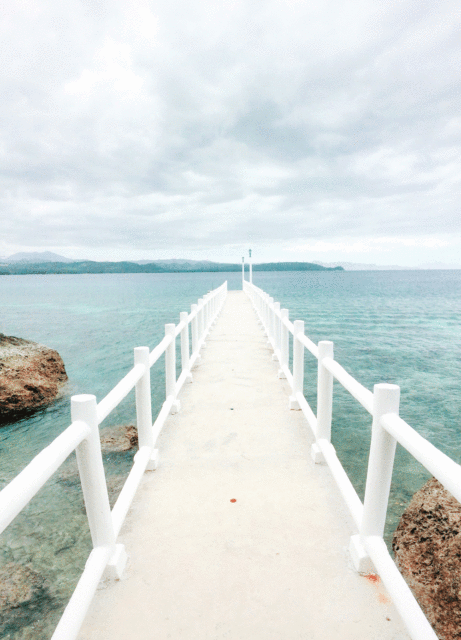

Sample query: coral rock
[100,424,138,452]
[393,477,461,640]
[0,334,67,424]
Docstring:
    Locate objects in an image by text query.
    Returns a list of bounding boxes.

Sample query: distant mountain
[135,259,220,269]
[417,261,461,270]
[316,261,412,271]
[0,259,343,275]
[6,251,76,263]
[254,262,343,271]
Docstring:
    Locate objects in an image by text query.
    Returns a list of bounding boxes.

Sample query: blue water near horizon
[1,269,461,638]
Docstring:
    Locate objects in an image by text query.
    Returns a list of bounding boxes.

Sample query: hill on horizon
[0,254,343,275]
[5,251,75,263]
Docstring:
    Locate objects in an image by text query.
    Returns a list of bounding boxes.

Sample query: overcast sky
[1,0,460,266]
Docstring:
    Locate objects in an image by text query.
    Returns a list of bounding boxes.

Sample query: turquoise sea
[1,269,461,639]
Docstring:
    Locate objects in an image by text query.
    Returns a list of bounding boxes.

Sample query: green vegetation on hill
[0,260,344,275]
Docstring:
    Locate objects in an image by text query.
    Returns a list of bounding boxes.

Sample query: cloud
[0,0,460,264]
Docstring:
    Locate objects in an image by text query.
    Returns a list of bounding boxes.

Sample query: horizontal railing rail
[243,279,448,640]
[0,281,228,640]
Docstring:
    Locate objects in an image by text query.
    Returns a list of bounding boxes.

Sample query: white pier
[3,279,456,639]
[78,291,409,640]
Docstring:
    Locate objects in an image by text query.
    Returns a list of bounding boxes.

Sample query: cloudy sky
[1,0,460,266]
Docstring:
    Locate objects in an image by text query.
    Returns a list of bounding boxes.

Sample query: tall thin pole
[249,248,252,284]
[242,257,245,288]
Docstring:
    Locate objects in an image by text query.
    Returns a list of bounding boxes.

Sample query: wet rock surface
[0,334,68,424]
[100,424,138,452]
[393,477,461,640]
[0,563,55,636]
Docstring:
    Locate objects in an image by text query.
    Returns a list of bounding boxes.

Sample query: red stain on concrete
[365,573,380,584]
[230,499,237,503]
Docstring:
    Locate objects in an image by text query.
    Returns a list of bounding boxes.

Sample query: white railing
[0,281,228,640]
[243,279,458,640]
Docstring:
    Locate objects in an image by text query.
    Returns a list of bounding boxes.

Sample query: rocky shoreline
[0,333,68,425]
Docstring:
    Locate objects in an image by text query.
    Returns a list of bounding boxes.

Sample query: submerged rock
[100,424,138,452]
[392,477,461,640]
[0,334,67,424]
[0,562,55,636]
[58,425,138,507]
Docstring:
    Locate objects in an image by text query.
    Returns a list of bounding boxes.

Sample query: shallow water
[1,269,460,638]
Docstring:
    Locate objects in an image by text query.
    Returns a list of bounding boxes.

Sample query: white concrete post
[278,309,289,378]
[210,292,216,323]
[134,347,158,470]
[72,394,126,578]
[268,297,275,346]
[180,312,192,383]
[272,302,281,362]
[362,384,400,537]
[289,320,304,410]
[198,298,205,346]
[191,303,199,356]
[165,324,180,413]
[205,294,210,332]
[249,249,253,284]
[350,383,400,573]
[263,294,269,335]
[311,340,334,463]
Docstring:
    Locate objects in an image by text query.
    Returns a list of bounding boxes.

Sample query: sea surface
[1,269,461,638]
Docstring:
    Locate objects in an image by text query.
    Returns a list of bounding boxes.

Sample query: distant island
[0,258,343,275]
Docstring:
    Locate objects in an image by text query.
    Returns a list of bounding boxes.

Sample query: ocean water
[1,269,461,638]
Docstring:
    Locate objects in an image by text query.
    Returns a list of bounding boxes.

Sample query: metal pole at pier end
[242,257,245,289]
[249,248,253,284]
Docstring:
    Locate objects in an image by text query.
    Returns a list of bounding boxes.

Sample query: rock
[0,333,67,424]
[0,563,47,610]
[392,477,461,640]
[0,562,55,636]
[58,425,138,508]
[100,424,138,452]
[0,563,56,636]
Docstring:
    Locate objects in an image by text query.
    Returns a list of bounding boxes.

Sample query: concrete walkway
[79,291,410,640]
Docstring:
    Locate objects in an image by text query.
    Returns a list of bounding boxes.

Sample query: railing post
[311,340,334,463]
[210,292,215,325]
[278,309,289,378]
[272,302,281,361]
[180,311,193,383]
[72,394,126,578]
[198,298,205,347]
[289,320,304,410]
[204,294,210,333]
[165,324,180,414]
[350,383,400,573]
[134,347,158,470]
[191,303,199,359]
[263,294,269,336]
[363,383,400,535]
[267,297,274,346]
